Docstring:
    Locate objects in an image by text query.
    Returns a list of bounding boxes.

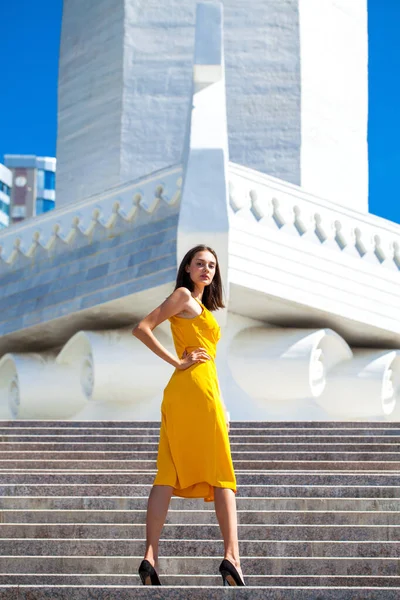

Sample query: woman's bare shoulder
[163,287,191,313]
[172,287,192,301]
[162,287,192,320]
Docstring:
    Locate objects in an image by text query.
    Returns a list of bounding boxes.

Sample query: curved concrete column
[228,327,352,401]
[317,349,400,419]
[0,353,86,419]
[57,326,174,404]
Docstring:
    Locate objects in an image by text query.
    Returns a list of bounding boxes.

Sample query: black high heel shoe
[219,558,245,586]
[138,559,161,585]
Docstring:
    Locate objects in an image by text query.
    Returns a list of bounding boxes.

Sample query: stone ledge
[0,165,183,269]
[229,162,400,272]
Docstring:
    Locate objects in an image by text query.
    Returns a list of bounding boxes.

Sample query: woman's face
[185,250,216,287]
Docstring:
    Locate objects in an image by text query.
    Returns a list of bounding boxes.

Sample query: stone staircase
[0,420,400,599]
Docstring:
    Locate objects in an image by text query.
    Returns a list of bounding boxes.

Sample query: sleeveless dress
[153,297,237,503]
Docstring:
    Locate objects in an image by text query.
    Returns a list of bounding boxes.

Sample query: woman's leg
[143,484,174,569]
[214,487,244,581]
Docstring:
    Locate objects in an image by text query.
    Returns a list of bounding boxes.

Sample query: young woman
[132,244,245,587]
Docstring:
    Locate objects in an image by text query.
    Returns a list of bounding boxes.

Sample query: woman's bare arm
[132,287,210,370]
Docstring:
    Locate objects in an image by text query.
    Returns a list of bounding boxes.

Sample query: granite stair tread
[1,555,400,574]
[3,509,400,525]
[4,435,400,443]
[1,459,400,471]
[0,496,398,511]
[2,483,400,498]
[4,449,400,459]
[2,574,400,586]
[5,438,400,450]
[2,420,400,427]
[2,538,400,555]
[2,472,400,484]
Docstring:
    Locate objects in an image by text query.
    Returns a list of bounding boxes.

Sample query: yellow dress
[153,297,237,503]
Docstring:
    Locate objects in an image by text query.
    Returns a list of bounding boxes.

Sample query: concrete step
[3,449,400,460]
[0,555,398,575]
[3,429,400,440]
[1,495,398,512]
[1,420,400,429]
[2,442,400,452]
[1,538,400,557]
[0,422,159,429]
[1,573,400,587]
[0,419,400,429]
[2,509,400,526]
[1,586,400,599]
[1,459,400,471]
[1,522,399,540]
[2,483,400,497]
[2,471,400,485]
[0,428,400,444]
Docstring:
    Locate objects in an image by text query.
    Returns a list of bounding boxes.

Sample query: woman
[132,244,245,587]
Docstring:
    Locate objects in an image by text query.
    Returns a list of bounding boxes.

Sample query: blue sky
[0,1,398,224]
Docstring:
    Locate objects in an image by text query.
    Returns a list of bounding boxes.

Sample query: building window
[36,198,55,214]
[0,181,11,196]
[44,170,56,190]
[11,205,26,218]
[0,200,10,215]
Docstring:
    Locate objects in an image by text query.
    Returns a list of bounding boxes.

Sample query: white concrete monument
[0,1,399,422]
[56,0,368,212]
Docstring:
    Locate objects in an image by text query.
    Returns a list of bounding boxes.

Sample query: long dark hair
[174,245,225,311]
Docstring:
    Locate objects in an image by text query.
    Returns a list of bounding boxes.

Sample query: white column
[0,353,86,419]
[317,349,400,419]
[228,327,352,401]
[57,327,174,405]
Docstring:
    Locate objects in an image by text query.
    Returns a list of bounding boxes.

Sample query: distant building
[0,164,12,229]
[4,155,56,224]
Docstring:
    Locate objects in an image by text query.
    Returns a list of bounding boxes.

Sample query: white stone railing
[0,164,183,266]
[229,162,400,271]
